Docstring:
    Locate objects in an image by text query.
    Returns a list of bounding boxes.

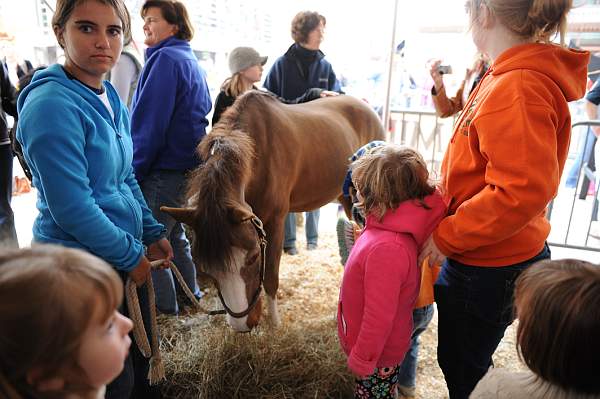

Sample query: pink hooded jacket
[337,191,446,376]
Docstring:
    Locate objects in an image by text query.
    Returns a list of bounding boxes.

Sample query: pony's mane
[217,90,280,129]
[186,127,256,273]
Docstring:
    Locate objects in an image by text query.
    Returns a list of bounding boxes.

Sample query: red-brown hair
[0,245,123,398]
[515,259,600,394]
[142,0,194,41]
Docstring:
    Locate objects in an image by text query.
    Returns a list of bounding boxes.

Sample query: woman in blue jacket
[16,0,171,397]
[130,0,212,315]
[264,10,342,255]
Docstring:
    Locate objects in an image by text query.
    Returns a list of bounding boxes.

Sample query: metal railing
[547,120,599,252]
[388,108,456,175]
[388,109,600,254]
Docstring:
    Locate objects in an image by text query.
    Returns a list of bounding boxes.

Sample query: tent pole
[382,0,399,140]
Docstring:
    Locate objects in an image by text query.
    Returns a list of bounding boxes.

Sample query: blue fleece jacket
[263,43,341,100]
[130,37,212,182]
[16,64,165,271]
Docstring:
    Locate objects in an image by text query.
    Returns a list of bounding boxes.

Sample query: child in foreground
[471,258,600,399]
[0,245,132,399]
[337,145,445,398]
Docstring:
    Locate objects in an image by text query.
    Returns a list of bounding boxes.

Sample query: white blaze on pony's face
[215,247,252,332]
[211,215,264,332]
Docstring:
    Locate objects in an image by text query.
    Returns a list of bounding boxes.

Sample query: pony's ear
[160,206,196,226]
[228,205,254,224]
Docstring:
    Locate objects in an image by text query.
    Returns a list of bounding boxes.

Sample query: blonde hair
[467,0,572,44]
[351,145,436,220]
[0,245,123,398]
[221,73,257,98]
[221,73,246,98]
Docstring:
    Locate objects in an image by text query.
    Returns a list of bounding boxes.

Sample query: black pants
[0,144,17,248]
[105,277,161,399]
[434,244,550,399]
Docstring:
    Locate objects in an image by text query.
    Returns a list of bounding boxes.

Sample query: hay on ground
[158,229,525,398]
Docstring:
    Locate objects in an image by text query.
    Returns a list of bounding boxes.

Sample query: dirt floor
[158,228,526,398]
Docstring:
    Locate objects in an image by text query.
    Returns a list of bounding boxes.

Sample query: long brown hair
[351,145,436,221]
[515,259,600,394]
[221,73,248,98]
[0,245,123,398]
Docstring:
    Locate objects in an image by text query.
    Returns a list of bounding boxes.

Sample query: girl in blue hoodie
[16,0,170,397]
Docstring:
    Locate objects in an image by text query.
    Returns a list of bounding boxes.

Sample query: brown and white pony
[163,91,385,332]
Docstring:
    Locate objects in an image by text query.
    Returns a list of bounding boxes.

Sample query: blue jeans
[140,170,200,315]
[565,127,596,188]
[283,209,320,249]
[396,304,434,389]
[0,145,18,248]
[434,244,550,399]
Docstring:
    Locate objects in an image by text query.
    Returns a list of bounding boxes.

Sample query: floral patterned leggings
[354,364,400,398]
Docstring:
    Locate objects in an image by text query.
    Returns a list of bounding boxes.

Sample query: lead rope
[125,263,163,385]
[125,259,222,385]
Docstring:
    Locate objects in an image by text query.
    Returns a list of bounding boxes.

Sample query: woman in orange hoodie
[418,0,590,398]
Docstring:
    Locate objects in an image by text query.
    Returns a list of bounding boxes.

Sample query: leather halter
[211,216,267,318]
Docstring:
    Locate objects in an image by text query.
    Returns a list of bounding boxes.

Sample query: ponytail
[474,0,573,44]
[527,0,572,44]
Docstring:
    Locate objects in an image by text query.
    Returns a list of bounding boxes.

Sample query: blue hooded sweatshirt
[16,64,165,271]
[264,43,341,100]
[130,36,212,182]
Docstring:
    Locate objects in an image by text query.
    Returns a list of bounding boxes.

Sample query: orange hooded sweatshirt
[433,43,589,266]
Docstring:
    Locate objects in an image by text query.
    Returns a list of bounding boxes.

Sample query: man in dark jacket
[264,10,341,255]
[0,60,18,247]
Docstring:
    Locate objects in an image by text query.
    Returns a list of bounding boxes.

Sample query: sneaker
[307,243,318,251]
[397,385,416,398]
[336,217,356,266]
[283,247,298,256]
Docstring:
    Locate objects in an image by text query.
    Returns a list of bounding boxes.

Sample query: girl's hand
[418,235,445,267]
[147,238,173,269]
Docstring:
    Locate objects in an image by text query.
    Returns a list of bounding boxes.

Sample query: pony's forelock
[186,127,256,273]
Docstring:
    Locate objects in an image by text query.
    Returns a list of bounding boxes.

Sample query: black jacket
[0,62,17,145]
[263,43,341,101]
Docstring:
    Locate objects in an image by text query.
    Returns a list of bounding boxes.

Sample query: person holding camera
[429,54,488,118]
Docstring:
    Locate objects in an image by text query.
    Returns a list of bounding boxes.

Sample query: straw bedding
[158,230,525,398]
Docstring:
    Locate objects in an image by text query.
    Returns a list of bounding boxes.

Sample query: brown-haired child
[337,145,446,398]
[471,259,600,398]
[0,245,132,399]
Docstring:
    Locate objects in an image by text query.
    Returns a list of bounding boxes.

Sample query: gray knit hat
[228,47,268,74]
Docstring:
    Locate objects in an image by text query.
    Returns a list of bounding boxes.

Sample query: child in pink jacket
[337,145,446,398]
